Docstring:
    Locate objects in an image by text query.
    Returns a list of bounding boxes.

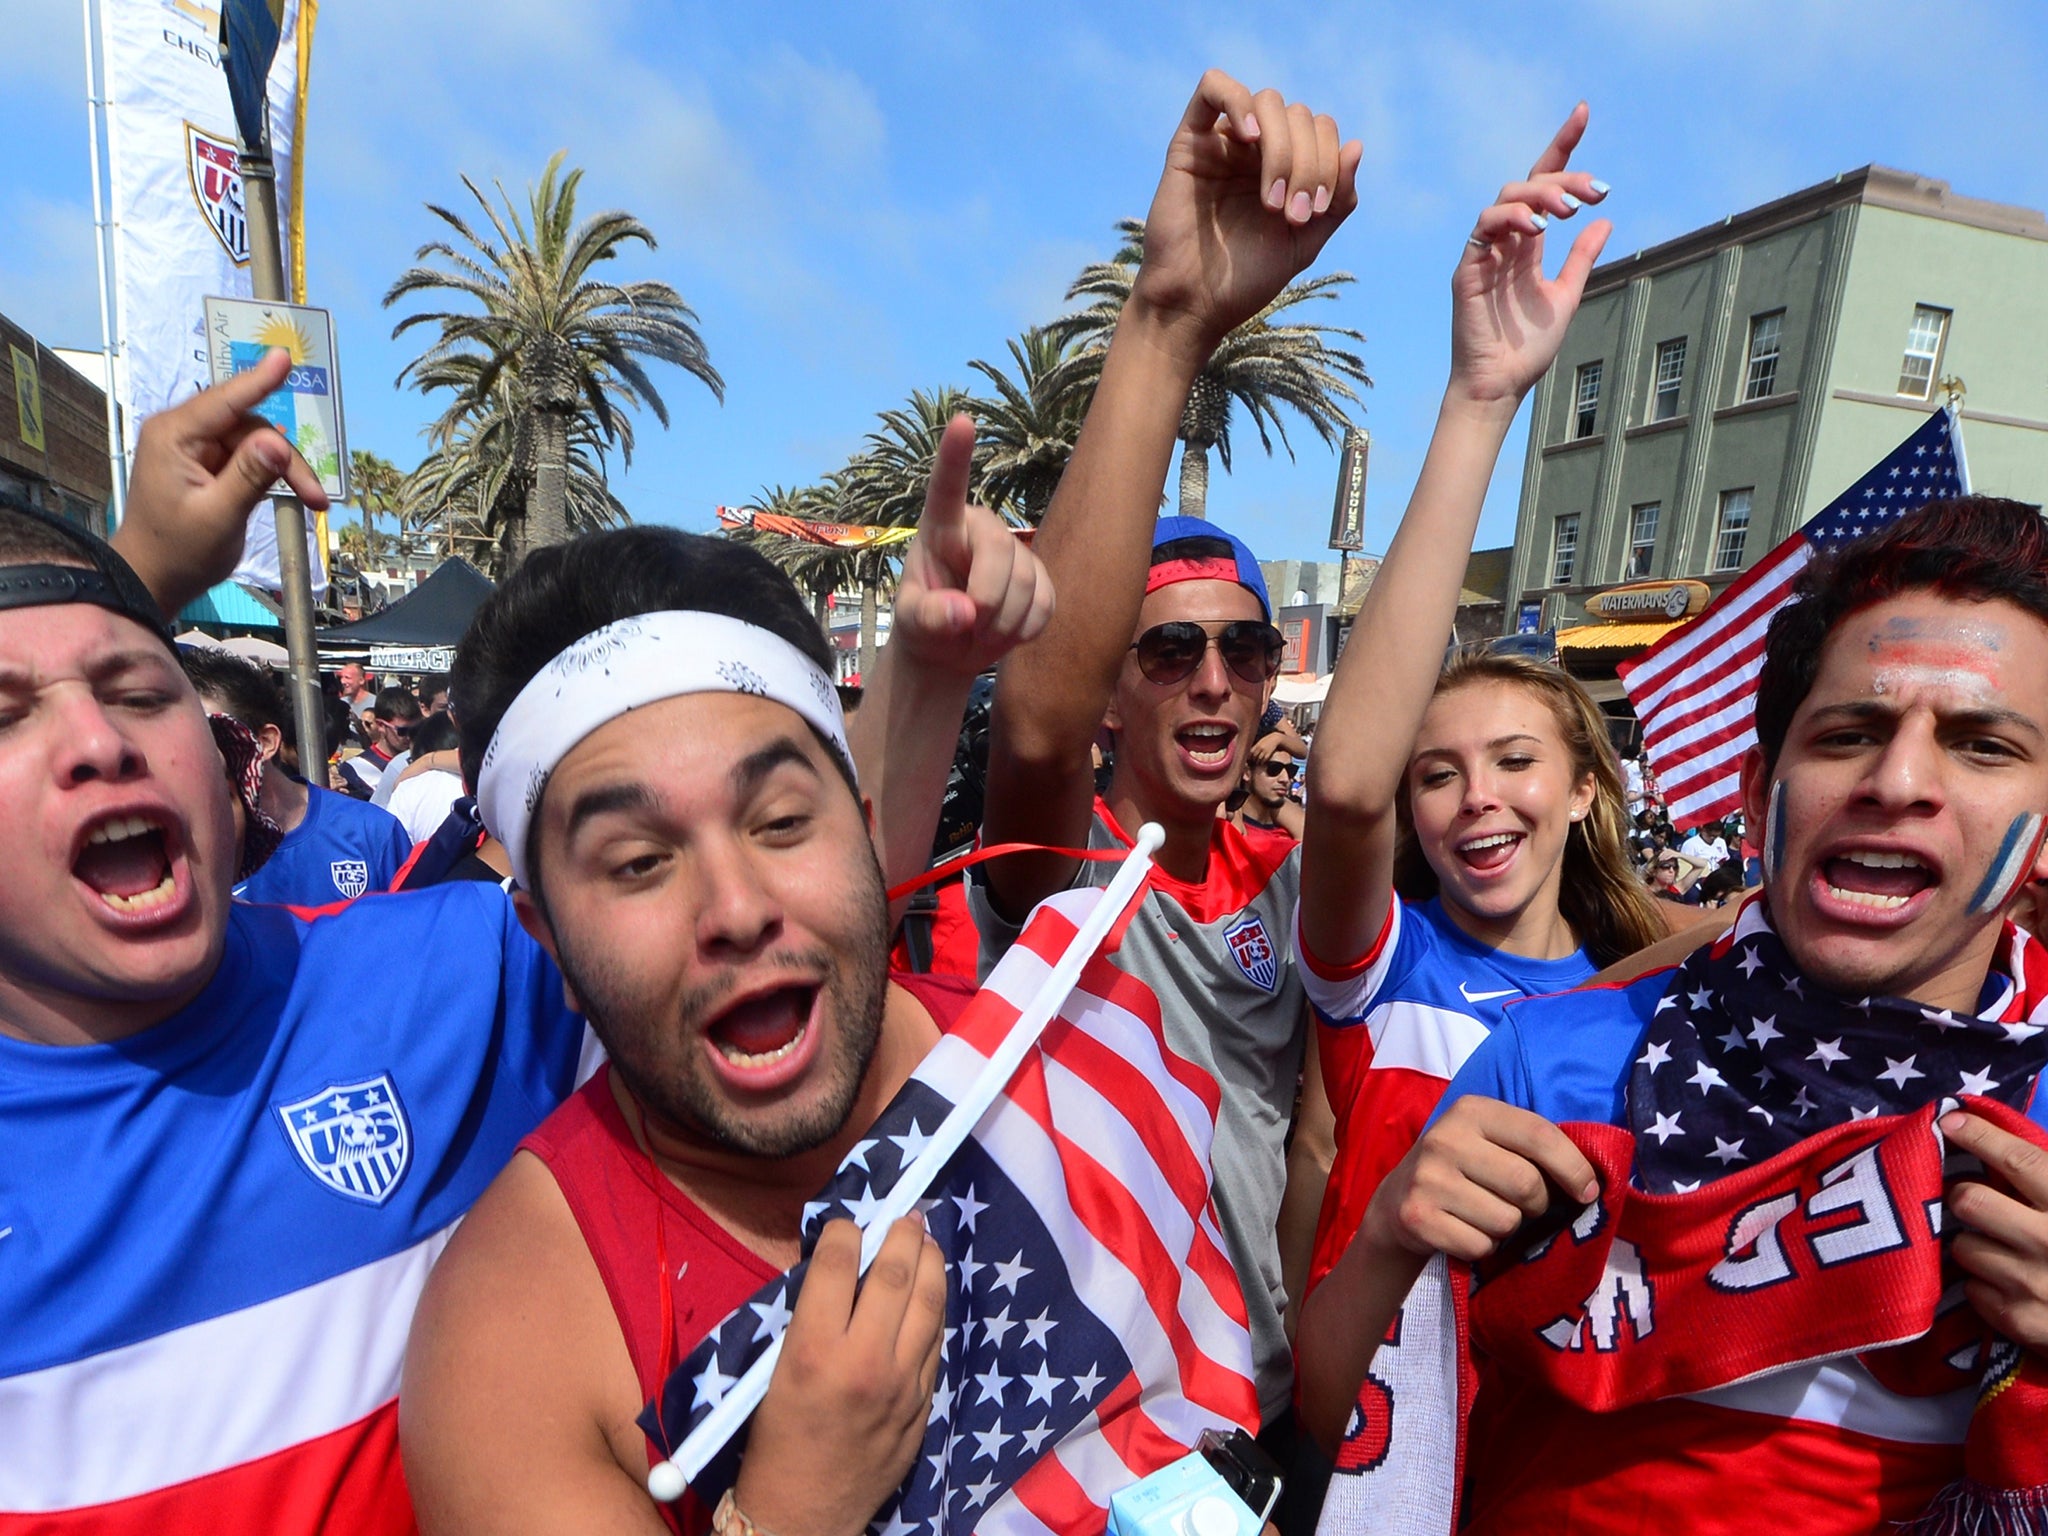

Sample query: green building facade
[1504,167,2048,641]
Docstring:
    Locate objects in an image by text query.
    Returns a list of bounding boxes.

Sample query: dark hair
[0,506,173,644]
[409,711,459,758]
[1151,534,1238,569]
[418,672,451,702]
[373,686,424,724]
[452,528,841,874]
[180,646,291,747]
[0,507,100,566]
[1756,496,2048,769]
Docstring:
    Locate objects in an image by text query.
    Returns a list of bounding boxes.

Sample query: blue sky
[6,0,2046,560]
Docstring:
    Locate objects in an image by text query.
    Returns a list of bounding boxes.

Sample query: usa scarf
[1317,903,2048,1536]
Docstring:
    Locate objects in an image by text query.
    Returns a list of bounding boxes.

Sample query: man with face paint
[1298,496,2048,1531]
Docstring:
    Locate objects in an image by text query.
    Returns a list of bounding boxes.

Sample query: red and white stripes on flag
[1620,407,1969,827]
[640,881,1260,1535]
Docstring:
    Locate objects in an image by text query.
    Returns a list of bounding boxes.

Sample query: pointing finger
[918,415,978,545]
[174,347,295,444]
[1529,102,1590,179]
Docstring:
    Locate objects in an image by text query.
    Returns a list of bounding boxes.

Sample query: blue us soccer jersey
[235,783,413,907]
[0,884,592,1533]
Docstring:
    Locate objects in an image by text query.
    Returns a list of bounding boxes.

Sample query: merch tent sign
[95,0,318,590]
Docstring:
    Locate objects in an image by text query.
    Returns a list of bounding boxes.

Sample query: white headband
[476,610,852,889]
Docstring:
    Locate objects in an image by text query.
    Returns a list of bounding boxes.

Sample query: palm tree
[404,371,628,578]
[730,472,904,682]
[969,327,1090,524]
[385,151,722,565]
[1052,217,1371,518]
[345,449,403,570]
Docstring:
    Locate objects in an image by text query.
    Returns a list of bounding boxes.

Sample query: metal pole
[240,147,326,771]
[81,0,126,530]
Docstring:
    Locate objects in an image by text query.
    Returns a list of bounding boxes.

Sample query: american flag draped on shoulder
[1620,407,1969,826]
[639,884,1260,1534]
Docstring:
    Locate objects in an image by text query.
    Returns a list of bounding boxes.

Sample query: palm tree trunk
[501,506,532,574]
[813,588,830,634]
[859,584,879,683]
[1177,443,1210,518]
[529,408,573,552]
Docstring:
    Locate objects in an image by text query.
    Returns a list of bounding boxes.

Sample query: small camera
[1106,1429,1283,1536]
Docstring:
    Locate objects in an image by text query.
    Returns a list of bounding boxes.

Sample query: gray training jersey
[968,802,1306,1424]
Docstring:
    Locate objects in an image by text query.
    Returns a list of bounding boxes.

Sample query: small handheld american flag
[1620,407,1969,827]
[640,835,1261,1533]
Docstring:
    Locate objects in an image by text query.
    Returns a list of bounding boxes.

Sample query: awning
[1555,619,1684,655]
[317,559,494,649]
[1273,673,1330,705]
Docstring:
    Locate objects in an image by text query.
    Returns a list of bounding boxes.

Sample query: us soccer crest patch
[276,1075,413,1205]
[185,123,250,265]
[1224,912,1279,992]
[330,859,369,899]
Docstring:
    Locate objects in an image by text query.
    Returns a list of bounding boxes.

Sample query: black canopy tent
[316,558,494,671]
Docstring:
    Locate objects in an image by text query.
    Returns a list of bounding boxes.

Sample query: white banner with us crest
[100,0,319,593]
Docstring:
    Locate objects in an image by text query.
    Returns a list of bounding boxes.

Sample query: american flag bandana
[1628,899,2048,1192]
[638,886,1260,1533]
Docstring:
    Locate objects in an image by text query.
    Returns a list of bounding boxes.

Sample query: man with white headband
[0,351,1047,1536]
[394,416,1066,1536]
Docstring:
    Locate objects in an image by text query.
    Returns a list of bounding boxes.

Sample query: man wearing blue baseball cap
[973,69,1359,1459]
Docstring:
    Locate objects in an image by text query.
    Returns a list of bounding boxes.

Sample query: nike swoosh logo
[1459,984,1520,1003]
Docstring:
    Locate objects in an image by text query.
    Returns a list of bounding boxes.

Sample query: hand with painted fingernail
[1126,69,1362,361]
[1450,102,1614,408]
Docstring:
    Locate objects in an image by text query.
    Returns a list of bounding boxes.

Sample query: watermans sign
[1584,580,1709,622]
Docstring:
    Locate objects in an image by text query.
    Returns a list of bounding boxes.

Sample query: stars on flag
[1628,914,2048,1193]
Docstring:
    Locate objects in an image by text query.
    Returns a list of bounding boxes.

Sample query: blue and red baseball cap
[1146,516,1271,621]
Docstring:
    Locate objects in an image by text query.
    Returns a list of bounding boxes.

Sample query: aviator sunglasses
[1129,619,1286,687]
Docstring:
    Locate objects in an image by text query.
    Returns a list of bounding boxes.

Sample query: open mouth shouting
[1457,829,1526,876]
[72,809,190,925]
[1174,721,1239,775]
[701,980,824,1093]
[1813,847,1937,922]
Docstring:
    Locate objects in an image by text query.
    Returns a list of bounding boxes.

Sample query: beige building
[1504,167,2048,679]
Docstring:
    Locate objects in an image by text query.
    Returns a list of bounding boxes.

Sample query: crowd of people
[7,69,2048,1536]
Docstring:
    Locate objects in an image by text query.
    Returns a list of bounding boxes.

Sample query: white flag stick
[648,822,1165,1501]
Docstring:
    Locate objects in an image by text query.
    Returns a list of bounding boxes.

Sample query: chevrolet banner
[100,0,322,594]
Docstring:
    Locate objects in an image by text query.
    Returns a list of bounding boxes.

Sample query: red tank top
[519,971,978,1530]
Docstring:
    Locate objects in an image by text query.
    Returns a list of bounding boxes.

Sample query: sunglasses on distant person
[1129,620,1285,686]
[1258,759,1297,779]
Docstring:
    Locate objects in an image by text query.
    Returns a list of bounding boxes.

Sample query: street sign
[202,295,348,501]
[1328,427,1369,551]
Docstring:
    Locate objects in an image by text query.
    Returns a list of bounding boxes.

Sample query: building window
[1628,502,1661,579]
[1713,489,1754,572]
[1573,361,1602,439]
[1651,338,1687,421]
[1552,513,1580,585]
[1743,312,1784,401]
[1898,304,1950,399]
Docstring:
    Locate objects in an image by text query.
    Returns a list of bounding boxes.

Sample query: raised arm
[849,415,1053,918]
[979,70,1359,917]
[1296,108,1610,969]
[109,346,328,615]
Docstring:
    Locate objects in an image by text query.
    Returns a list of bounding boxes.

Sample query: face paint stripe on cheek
[1969,810,2048,915]
[1764,779,1788,886]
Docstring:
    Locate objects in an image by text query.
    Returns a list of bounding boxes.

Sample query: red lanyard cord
[886,841,1127,903]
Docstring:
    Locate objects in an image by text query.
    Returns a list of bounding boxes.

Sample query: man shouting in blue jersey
[0,349,1052,1536]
